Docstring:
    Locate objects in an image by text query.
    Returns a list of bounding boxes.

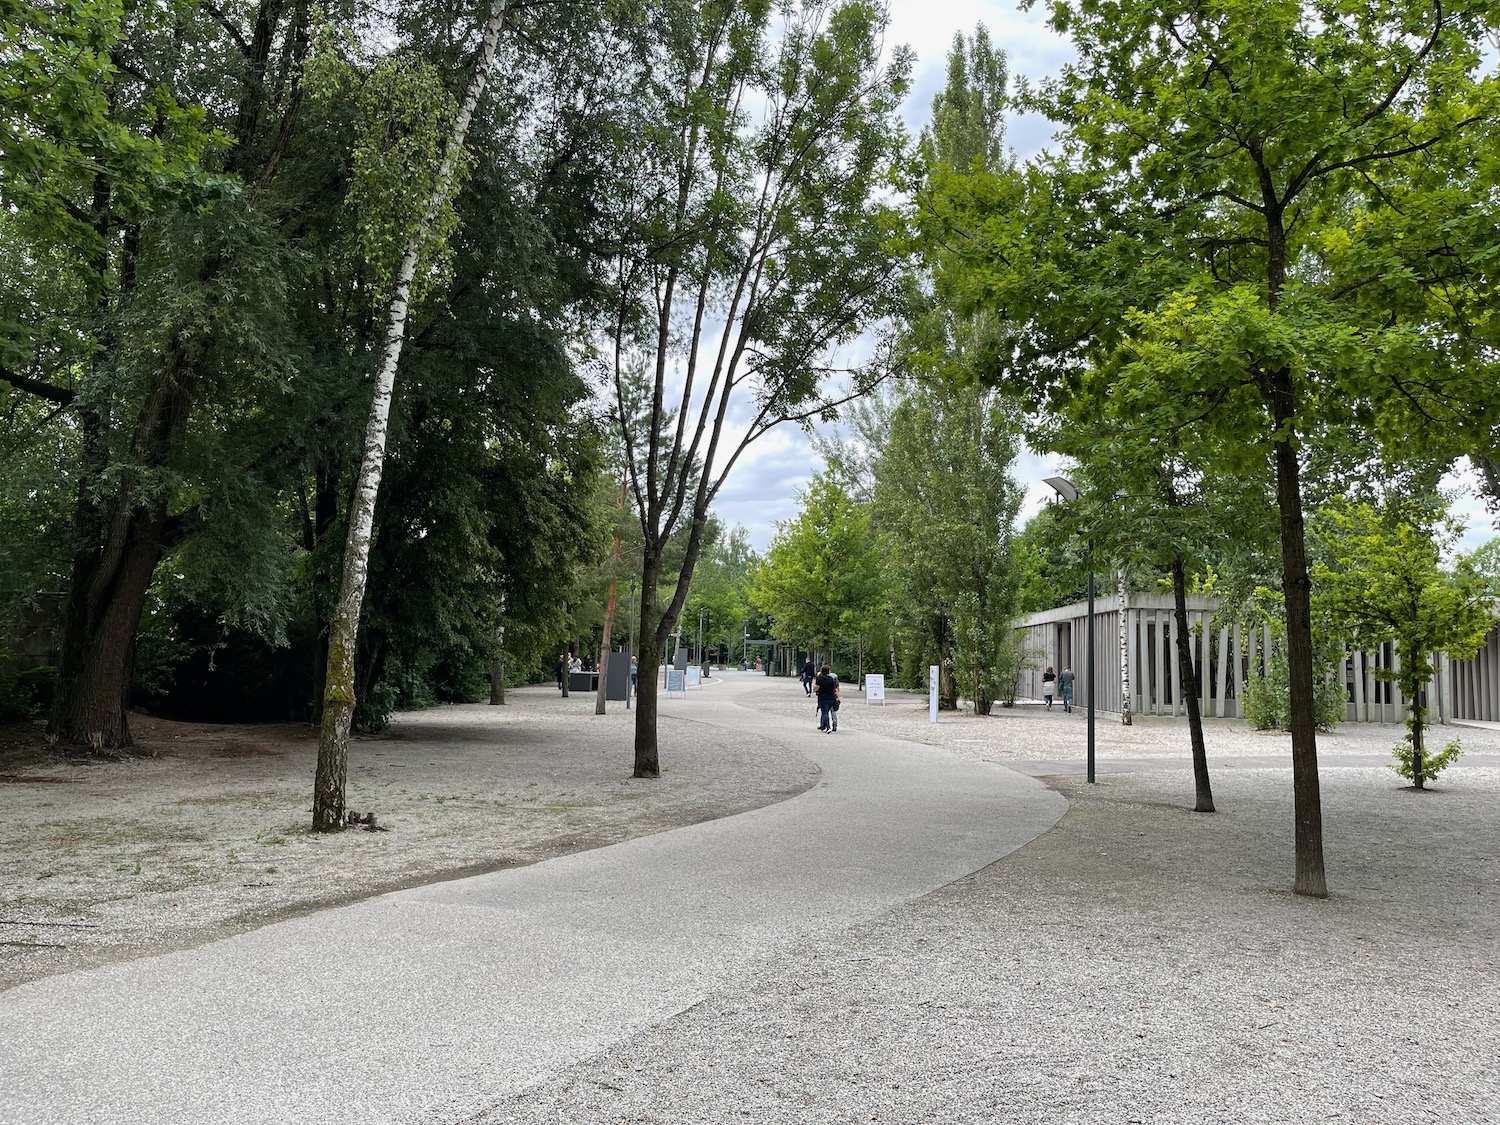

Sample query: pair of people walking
[1042,665,1076,712]
[813,664,840,733]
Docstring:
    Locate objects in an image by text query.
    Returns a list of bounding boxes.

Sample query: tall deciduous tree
[750,472,882,665]
[599,0,910,777]
[875,383,1026,714]
[2,0,306,749]
[928,0,1500,896]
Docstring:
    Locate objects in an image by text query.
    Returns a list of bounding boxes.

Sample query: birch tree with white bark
[312,0,511,831]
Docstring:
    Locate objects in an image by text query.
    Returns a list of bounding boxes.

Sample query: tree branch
[0,367,75,406]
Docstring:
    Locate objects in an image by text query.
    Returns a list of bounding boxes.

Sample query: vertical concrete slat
[1198,613,1211,718]
[1216,625,1230,719]
[1154,613,1164,716]
[1231,623,1243,719]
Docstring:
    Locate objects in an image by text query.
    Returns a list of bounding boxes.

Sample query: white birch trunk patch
[313,0,513,831]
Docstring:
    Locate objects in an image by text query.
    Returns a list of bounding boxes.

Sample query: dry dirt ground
[0,685,818,992]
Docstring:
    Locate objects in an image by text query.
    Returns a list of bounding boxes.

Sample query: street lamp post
[1044,475,1096,784]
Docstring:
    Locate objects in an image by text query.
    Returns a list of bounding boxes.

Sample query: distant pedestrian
[1042,666,1056,709]
[630,655,638,688]
[814,664,840,732]
[801,657,816,696]
[1059,666,1075,713]
[554,654,565,693]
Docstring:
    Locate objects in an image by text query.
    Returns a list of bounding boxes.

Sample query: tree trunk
[1408,672,1425,789]
[595,477,627,715]
[49,506,168,748]
[51,336,197,748]
[489,620,505,705]
[1118,570,1133,726]
[1270,367,1327,896]
[1171,551,1214,813]
[595,581,618,716]
[633,569,661,777]
[313,0,512,832]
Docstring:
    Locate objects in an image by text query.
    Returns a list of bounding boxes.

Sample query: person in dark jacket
[814,665,840,732]
[800,657,816,696]
[1042,666,1056,708]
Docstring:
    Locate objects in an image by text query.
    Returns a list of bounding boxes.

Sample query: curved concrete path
[0,672,1064,1124]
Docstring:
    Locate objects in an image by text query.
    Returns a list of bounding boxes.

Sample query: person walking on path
[554,654,565,693]
[1059,665,1075,713]
[814,664,840,732]
[800,656,816,696]
[1042,666,1056,709]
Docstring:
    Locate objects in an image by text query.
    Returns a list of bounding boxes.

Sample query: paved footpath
[0,673,1064,1124]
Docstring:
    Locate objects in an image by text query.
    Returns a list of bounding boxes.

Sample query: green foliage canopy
[750,472,882,663]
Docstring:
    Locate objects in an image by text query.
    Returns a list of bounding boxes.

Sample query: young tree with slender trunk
[598,0,910,777]
[874,382,1026,715]
[1313,500,1498,789]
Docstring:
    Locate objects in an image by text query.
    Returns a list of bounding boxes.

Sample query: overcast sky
[706,1,1494,554]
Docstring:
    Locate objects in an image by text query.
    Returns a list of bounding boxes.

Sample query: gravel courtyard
[4,674,1498,1123]
[486,682,1500,1124]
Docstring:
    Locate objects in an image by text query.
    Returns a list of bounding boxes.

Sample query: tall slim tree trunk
[595,580,619,715]
[1270,368,1326,896]
[1118,570,1133,726]
[489,619,505,705]
[633,566,662,777]
[1171,551,1214,813]
[313,0,512,831]
[596,476,626,715]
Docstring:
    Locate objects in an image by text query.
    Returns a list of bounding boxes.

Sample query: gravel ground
[751,681,1500,764]
[0,685,817,991]
[477,682,1500,1124]
[8,675,1499,1124]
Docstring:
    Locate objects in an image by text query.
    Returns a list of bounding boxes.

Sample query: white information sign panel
[686,666,702,687]
[667,669,686,695]
[929,665,939,724]
[865,673,885,703]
